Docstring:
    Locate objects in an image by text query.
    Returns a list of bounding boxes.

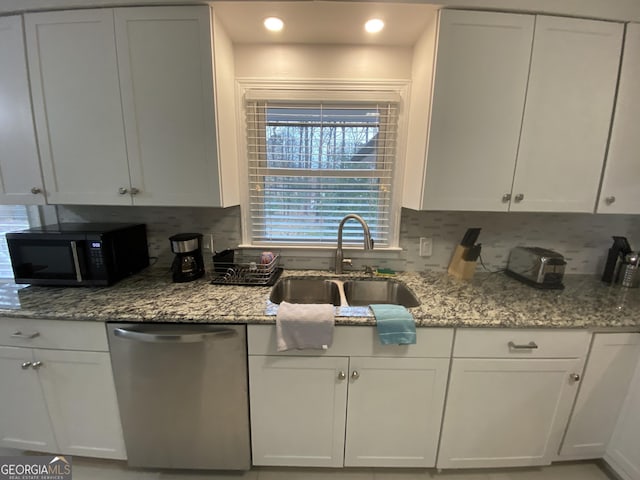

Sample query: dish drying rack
[210,252,282,286]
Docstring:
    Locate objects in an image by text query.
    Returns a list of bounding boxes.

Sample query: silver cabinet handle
[508,341,538,350]
[514,193,524,202]
[605,196,616,205]
[11,331,40,339]
[31,361,42,370]
[31,187,42,194]
[130,187,140,195]
[113,327,237,343]
[502,193,511,203]
[70,241,83,282]
[338,371,346,380]
[118,187,129,195]
[21,362,32,369]
[570,373,581,382]
[351,370,360,380]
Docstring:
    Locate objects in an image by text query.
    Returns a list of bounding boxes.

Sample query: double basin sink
[270,277,420,308]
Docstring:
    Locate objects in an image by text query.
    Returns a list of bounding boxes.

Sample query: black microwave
[6,223,149,286]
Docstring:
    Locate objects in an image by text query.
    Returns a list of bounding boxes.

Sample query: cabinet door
[0,347,57,452]
[344,357,449,468]
[0,16,45,205]
[248,355,348,467]
[560,333,640,459]
[114,7,222,207]
[606,357,640,480]
[437,358,583,469]
[36,349,126,460]
[421,10,534,211]
[511,16,623,212]
[598,23,640,214]
[25,9,131,205]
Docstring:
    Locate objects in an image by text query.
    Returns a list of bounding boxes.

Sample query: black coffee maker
[169,233,205,282]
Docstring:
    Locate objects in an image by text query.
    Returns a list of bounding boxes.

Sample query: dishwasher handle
[113,327,238,343]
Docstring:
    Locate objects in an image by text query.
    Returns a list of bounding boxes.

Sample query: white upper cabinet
[511,16,623,212]
[0,16,45,205]
[25,6,237,207]
[114,7,222,206]
[406,10,534,212]
[25,9,132,205]
[404,10,623,213]
[598,23,640,214]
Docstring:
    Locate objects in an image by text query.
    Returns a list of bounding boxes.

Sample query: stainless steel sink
[269,278,342,305]
[269,277,420,309]
[343,279,420,308]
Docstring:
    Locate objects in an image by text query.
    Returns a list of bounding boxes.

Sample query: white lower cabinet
[560,333,640,460]
[0,319,126,459]
[0,347,58,451]
[437,329,590,469]
[605,355,640,480]
[248,355,348,467]
[344,356,449,468]
[248,325,453,468]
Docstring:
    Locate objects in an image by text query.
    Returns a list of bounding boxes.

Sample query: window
[0,205,30,279]
[245,95,399,247]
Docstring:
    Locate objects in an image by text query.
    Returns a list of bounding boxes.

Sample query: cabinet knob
[337,371,346,380]
[514,193,524,202]
[351,370,360,380]
[30,187,42,195]
[570,373,580,382]
[502,193,511,203]
[21,361,32,370]
[118,187,129,195]
[605,196,616,205]
[130,187,140,195]
[31,361,43,370]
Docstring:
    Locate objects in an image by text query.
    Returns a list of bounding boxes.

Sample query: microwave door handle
[70,241,83,282]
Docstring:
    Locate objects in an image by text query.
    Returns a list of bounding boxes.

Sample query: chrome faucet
[335,214,374,274]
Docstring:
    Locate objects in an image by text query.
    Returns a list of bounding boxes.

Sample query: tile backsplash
[57,205,640,275]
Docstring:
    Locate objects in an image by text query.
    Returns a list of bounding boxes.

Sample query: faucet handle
[342,258,353,268]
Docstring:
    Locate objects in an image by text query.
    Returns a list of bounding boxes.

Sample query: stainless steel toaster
[505,247,566,289]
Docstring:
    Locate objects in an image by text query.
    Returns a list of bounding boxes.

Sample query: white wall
[234,44,412,80]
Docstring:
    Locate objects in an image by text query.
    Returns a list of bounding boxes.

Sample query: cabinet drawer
[453,329,590,359]
[0,318,108,351]
[248,325,453,358]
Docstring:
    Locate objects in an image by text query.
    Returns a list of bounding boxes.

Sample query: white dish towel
[276,301,335,352]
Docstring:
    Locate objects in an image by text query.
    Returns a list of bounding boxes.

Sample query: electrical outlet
[419,237,432,257]
[202,233,214,253]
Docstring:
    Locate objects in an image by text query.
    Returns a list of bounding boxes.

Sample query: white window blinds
[0,205,30,279]
[246,100,398,247]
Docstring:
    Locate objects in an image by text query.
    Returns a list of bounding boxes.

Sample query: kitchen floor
[69,458,617,480]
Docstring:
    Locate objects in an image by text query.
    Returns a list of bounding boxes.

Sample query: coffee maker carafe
[169,233,205,282]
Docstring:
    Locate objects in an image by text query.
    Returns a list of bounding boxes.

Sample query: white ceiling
[211,1,439,46]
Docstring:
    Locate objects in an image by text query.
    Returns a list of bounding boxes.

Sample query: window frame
[237,80,409,251]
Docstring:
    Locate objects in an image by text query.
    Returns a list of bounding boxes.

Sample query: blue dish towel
[370,304,417,345]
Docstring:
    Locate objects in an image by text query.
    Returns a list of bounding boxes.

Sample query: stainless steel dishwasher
[106,323,250,470]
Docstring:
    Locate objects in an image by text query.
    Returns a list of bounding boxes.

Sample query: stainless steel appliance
[6,223,148,286]
[169,233,204,282]
[106,323,250,470]
[505,246,566,289]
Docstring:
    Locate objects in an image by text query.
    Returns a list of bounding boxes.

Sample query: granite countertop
[0,266,638,329]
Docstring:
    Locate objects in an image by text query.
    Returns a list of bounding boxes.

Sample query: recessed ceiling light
[365,18,385,34]
[264,17,284,32]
